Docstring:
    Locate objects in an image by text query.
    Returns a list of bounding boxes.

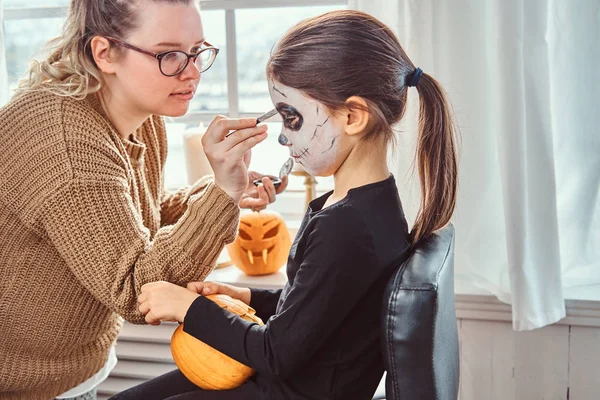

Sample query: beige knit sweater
[0,91,240,400]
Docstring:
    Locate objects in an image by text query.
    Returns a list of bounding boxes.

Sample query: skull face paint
[268,81,343,176]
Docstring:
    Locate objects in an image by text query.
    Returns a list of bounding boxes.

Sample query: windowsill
[209,264,288,290]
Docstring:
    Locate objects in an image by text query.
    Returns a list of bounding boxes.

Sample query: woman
[0,0,286,399]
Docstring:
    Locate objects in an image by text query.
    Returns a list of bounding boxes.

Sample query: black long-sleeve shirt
[184,175,410,399]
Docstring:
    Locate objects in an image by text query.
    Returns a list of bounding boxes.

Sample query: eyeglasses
[105,37,220,76]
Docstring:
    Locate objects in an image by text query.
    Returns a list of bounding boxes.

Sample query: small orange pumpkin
[227,210,291,275]
[170,294,264,390]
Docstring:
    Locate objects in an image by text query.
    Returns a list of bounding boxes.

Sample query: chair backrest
[380,224,459,400]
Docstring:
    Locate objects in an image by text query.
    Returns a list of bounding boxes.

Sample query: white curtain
[0,0,8,106]
[350,0,600,330]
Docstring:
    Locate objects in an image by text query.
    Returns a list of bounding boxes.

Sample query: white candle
[183,123,214,185]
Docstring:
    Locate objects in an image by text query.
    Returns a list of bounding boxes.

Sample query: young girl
[118,9,458,400]
[0,1,287,399]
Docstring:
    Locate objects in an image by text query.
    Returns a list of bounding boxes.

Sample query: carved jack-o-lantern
[227,210,291,275]
[171,294,264,390]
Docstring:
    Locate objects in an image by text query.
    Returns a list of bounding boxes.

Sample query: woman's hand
[202,116,268,204]
[138,281,200,325]
[187,281,251,306]
[240,172,289,212]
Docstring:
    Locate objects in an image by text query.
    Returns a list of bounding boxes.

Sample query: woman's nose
[179,58,201,81]
[278,133,291,146]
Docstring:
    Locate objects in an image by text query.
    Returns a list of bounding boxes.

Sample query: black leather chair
[373,224,459,400]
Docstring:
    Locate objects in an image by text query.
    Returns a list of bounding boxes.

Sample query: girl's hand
[187,281,251,306]
[240,172,289,212]
[202,116,268,204]
[138,281,200,325]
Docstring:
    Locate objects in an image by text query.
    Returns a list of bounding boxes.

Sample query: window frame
[3,0,347,119]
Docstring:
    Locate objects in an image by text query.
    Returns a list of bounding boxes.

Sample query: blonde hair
[16,0,194,100]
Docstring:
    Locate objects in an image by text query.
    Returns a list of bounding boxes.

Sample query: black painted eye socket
[284,115,301,130]
[276,102,304,131]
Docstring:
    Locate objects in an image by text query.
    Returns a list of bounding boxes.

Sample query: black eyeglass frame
[105,36,220,76]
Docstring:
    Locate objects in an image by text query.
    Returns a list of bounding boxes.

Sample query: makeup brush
[225,108,278,138]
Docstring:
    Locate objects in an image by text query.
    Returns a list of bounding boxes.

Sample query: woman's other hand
[202,116,268,204]
[187,281,251,306]
[239,172,289,212]
[138,281,199,325]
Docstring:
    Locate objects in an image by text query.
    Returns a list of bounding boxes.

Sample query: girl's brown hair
[267,10,458,246]
[16,0,196,99]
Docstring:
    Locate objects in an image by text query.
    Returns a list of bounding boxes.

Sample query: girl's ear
[90,36,118,74]
[343,96,370,137]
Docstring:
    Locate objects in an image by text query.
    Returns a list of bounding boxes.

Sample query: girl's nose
[278,133,291,146]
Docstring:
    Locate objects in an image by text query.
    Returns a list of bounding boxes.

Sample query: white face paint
[268,81,343,176]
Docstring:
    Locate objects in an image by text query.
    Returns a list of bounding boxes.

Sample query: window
[2,0,347,218]
[3,0,69,6]
[3,17,64,95]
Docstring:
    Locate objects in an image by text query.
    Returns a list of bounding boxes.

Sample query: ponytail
[409,72,458,246]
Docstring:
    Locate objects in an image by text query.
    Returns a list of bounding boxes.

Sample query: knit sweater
[0,91,240,400]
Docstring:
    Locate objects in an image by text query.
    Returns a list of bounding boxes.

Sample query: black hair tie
[407,67,423,87]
